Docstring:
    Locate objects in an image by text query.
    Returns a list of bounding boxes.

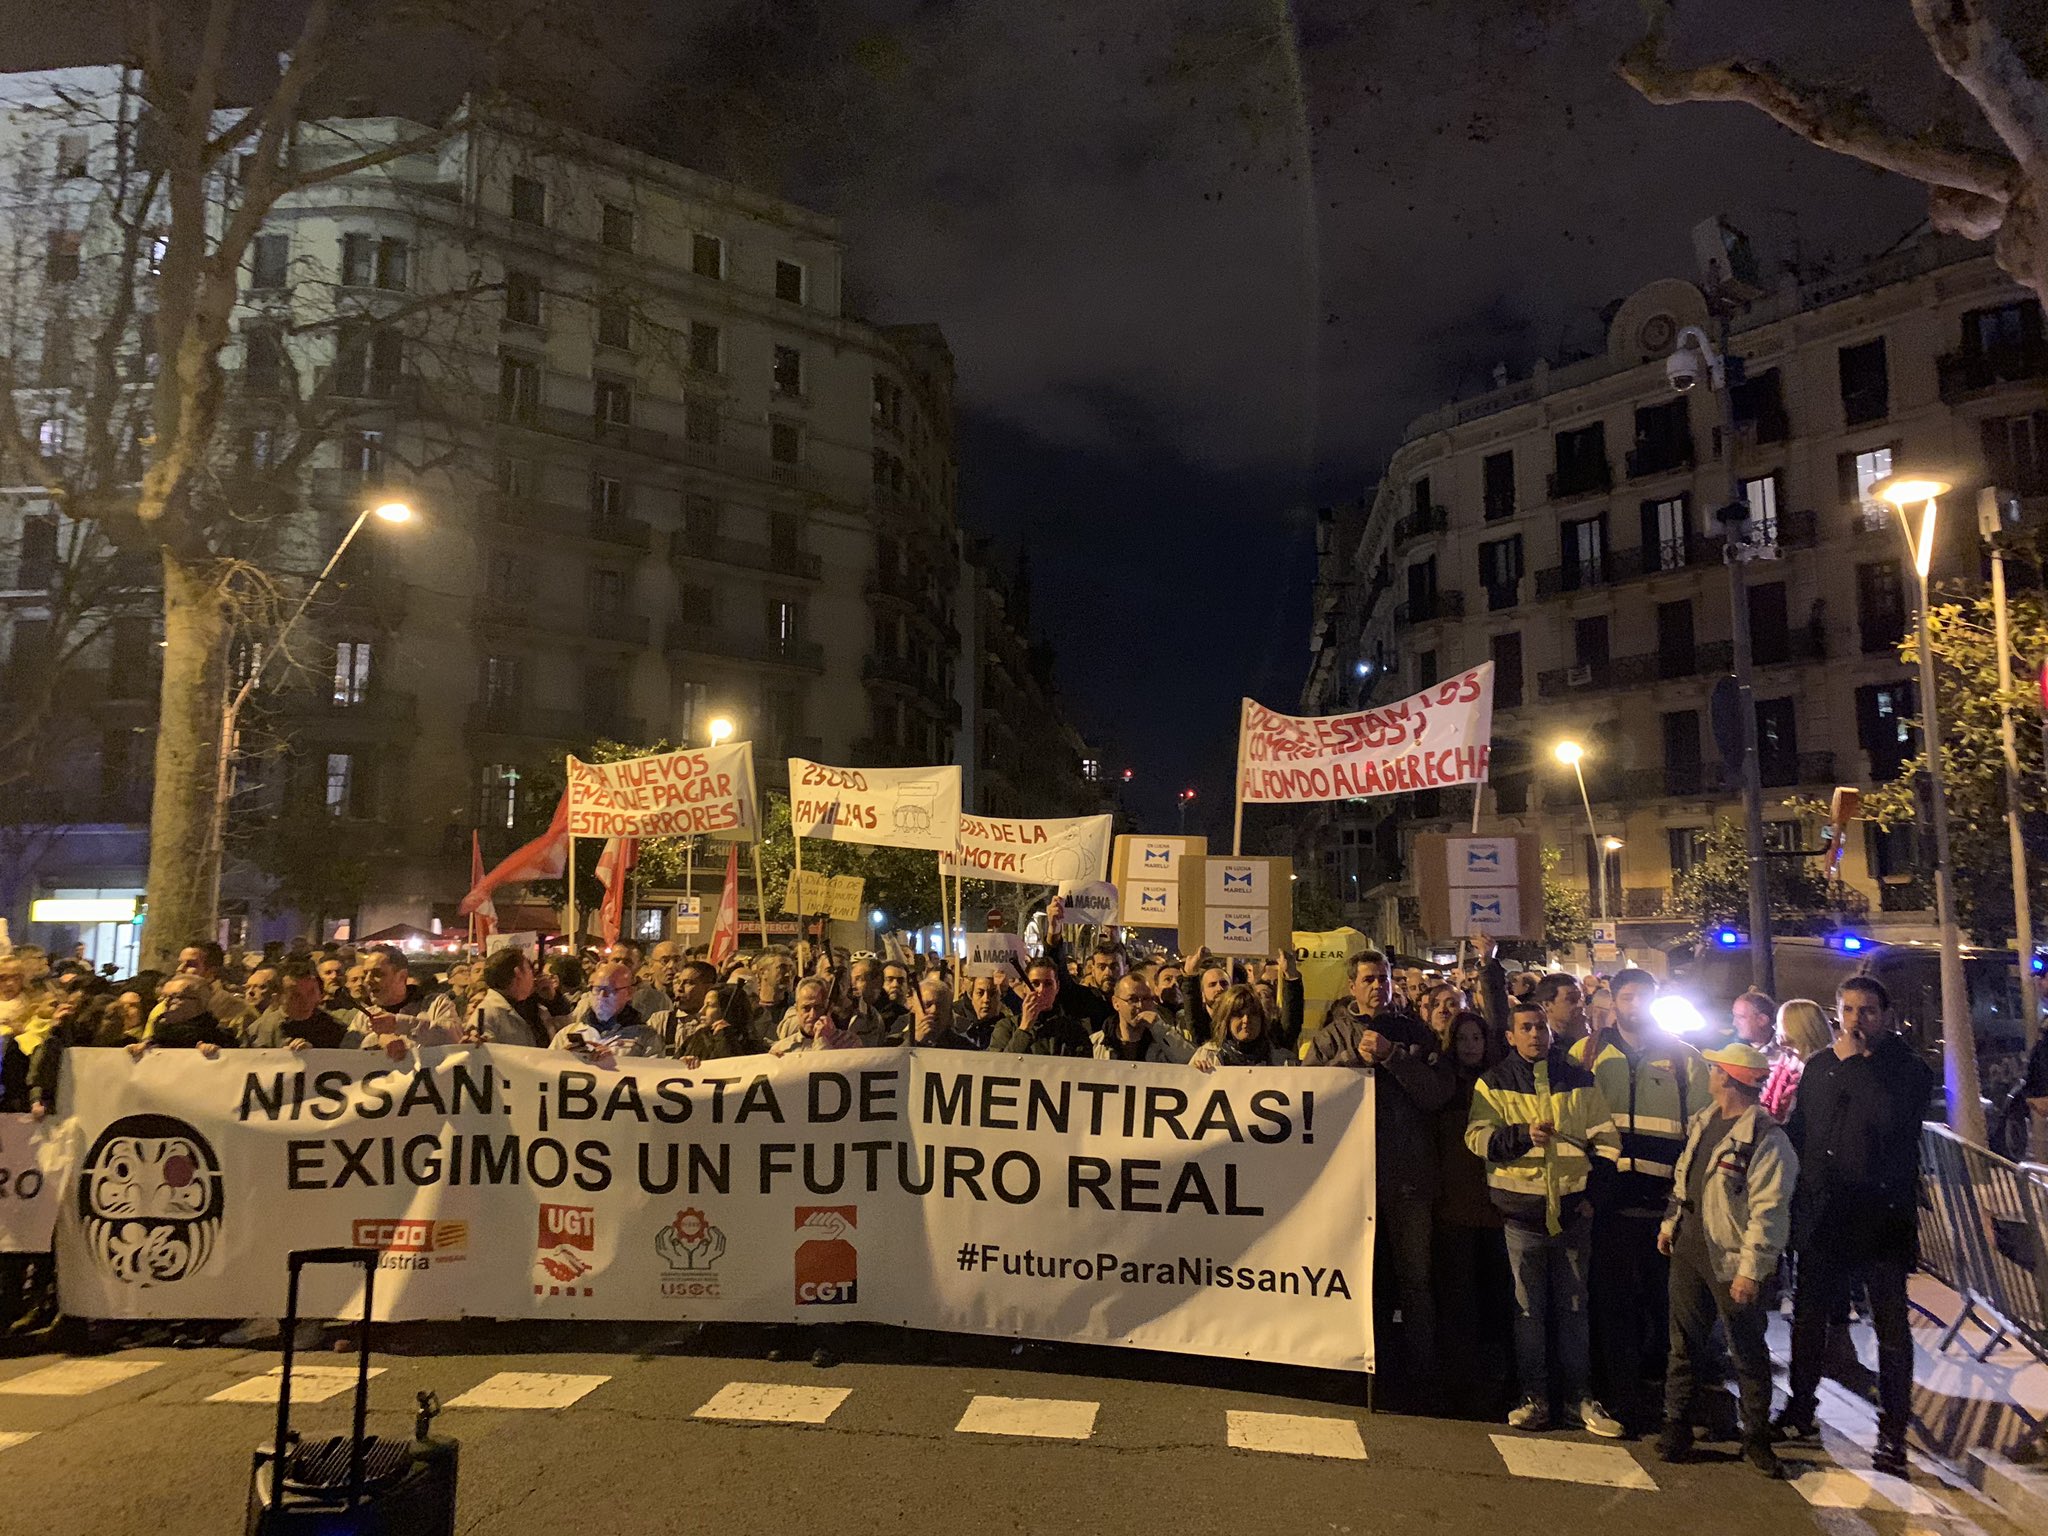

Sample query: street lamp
[1873,472,1981,1140]
[1665,322,1775,996]
[1178,786,1197,834]
[707,716,735,747]
[204,498,417,925]
[1554,739,1609,926]
[1977,486,2042,1078]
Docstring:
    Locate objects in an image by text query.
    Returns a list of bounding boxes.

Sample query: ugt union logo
[534,1202,596,1298]
[793,1205,857,1305]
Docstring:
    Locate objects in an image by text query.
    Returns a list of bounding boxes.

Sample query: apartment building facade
[0,66,1085,957]
[1301,235,2048,960]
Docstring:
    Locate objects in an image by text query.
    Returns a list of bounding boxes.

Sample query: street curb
[1967,1449,2048,1529]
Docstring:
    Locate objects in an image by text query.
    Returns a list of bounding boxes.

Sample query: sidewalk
[1763,1272,2047,1535]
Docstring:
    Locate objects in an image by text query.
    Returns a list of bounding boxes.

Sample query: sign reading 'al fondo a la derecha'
[51,1048,1376,1372]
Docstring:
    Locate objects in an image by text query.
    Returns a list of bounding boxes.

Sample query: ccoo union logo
[534,1203,596,1298]
[352,1218,469,1271]
[654,1207,727,1299]
[794,1205,857,1305]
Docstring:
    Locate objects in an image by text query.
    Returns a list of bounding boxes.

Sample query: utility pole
[1983,488,2040,1056]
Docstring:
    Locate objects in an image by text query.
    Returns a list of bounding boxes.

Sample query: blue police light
[2034,953,2045,975]
[1838,933,1866,953]
[1716,929,1742,947]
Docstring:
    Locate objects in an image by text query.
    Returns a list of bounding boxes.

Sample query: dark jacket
[1435,1066,1500,1229]
[997,1009,1094,1058]
[151,1010,239,1051]
[248,1006,356,1050]
[1043,937,1114,1033]
[0,1033,29,1113]
[673,1020,766,1060]
[955,1000,1014,1051]
[1786,1032,1933,1256]
[1305,1005,1456,1202]
[888,1023,983,1050]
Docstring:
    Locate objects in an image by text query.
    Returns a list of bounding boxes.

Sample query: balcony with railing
[664,619,825,672]
[464,701,645,743]
[1533,533,1725,600]
[486,494,653,552]
[1937,342,2048,404]
[1392,504,1448,546]
[584,609,651,646]
[1625,438,1695,480]
[1393,590,1465,625]
[851,735,942,768]
[670,533,822,581]
[1536,638,1734,700]
[266,688,419,731]
[1546,459,1613,502]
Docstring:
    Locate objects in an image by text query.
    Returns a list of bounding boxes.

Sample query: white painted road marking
[207,1366,385,1405]
[0,1431,38,1453]
[954,1395,1099,1441]
[694,1381,851,1425]
[0,1359,164,1397]
[1489,1434,1657,1491]
[444,1372,610,1410]
[1225,1410,1367,1461]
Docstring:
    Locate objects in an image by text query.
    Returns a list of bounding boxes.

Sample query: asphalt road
[0,1322,2018,1536]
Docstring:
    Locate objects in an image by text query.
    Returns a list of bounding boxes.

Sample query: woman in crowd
[1761,999,1832,1122]
[1436,1009,1512,1417]
[1423,983,1468,1052]
[1191,984,1290,1070]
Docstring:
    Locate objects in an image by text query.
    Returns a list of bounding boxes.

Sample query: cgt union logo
[654,1207,727,1300]
[794,1205,857,1305]
[534,1203,596,1298]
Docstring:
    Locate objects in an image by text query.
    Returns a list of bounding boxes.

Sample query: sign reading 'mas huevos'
[566,744,757,839]
[943,813,1113,886]
[788,761,962,853]
[1237,664,1495,804]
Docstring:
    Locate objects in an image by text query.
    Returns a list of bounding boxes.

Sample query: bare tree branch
[1910,0,2048,177]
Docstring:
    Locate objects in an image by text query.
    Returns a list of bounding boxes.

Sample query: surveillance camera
[1665,348,1703,393]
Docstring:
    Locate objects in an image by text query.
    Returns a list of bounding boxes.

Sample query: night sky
[12,1,1965,832]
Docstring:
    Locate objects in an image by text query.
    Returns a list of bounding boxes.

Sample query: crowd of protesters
[1,899,2022,1482]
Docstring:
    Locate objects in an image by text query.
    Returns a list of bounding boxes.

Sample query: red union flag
[1237,663,1496,805]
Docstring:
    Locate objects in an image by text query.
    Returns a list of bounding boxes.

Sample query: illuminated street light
[707,716,735,746]
[1552,739,1608,926]
[1553,740,1584,766]
[370,500,415,524]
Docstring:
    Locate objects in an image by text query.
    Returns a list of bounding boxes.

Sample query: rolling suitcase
[244,1246,459,1535]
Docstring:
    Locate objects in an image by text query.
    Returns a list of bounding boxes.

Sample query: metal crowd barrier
[1919,1124,2048,1454]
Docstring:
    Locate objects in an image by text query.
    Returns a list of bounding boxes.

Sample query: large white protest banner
[566,744,757,839]
[788,760,962,854]
[53,1047,1374,1371]
[0,1113,69,1253]
[1237,663,1495,805]
[943,813,1113,887]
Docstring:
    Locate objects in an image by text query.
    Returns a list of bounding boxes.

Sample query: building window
[673,679,707,741]
[770,420,802,465]
[1550,421,1610,498]
[249,232,288,290]
[1857,560,1906,654]
[333,324,403,397]
[775,258,806,303]
[1080,757,1102,783]
[1478,535,1522,609]
[1629,397,1693,477]
[481,654,522,718]
[1839,336,1889,426]
[331,640,372,705]
[692,232,725,279]
[324,753,355,816]
[45,230,80,284]
[688,320,721,373]
[1410,477,1432,520]
[499,354,540,423]
[1837,442,1898,527]
[595,299,631,350]
[1739,472,1780,543]
[1668,826,1707,877]
[242,325,285,394]
[510,174,546,225]
[587,566,625,614]
[1755,697,1799,787]
[772,344,803,398]
[479,763,519,829]
[591,474,627,528]
[496,455,535,499]
[684,395,720,446]
[1560,513,1606,589]
[1490,631,1523,710]
[1982,412,2048,496]
[1644,494,1689,571]
[36,416,68,459]
[1482,450,1515,521]
[593,380,631,438]
[763,686,801,754]
[484,549,521,601]
[601,203,634,251]
[16,515,57,590]
[504,270,542,327]
[341,234,408,289]
[339,429,383,475]
[684,495,721,543]
[769,596,804,651]
[54,131,88,178]
[1856,681,1918,782]
[1749,581,1790,666]
[1662,709,1703,794]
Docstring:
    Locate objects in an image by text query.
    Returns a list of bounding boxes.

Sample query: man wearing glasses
[550,961,664,1062]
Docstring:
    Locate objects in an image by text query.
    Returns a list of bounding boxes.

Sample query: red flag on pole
[707,843,741,965]
[595,835,639,947]
[461,791,569,916]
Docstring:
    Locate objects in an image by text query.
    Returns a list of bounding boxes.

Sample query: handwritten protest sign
[788,760,962,853]
[566,745,757,838]
[944,813,1113,886]
[1237,664,1494,805]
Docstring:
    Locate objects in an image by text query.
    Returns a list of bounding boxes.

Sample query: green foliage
[1291,876,1344,933]
[255,815,373,938]
[1668,817,1864,946]
[1541,845,1590,953]
[1859,588,2048,944]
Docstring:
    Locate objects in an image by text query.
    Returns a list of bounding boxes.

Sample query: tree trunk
[140,548,229,968]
